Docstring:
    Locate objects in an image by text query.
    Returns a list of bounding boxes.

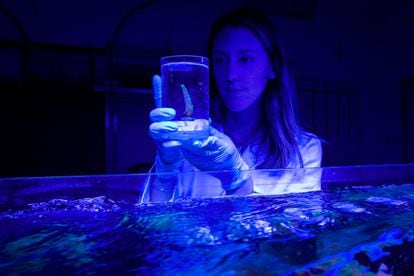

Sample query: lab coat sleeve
[253,137,323,195]
[301,136,323,168]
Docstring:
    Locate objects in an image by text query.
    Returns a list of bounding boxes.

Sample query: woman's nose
[225,60,239,83]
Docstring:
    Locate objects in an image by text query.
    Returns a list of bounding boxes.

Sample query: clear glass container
[161,55,210,140]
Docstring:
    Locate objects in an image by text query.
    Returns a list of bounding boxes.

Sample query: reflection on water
[1,185,414,274]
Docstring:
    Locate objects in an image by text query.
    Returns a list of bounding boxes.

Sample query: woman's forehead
[213,27,265,53]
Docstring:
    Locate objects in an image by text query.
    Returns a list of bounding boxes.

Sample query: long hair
[208,8,313,168]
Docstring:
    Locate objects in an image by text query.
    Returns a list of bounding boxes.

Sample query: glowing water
[1,184,414,274]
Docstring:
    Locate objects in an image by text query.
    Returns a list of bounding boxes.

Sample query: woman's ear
[269,60,280,79]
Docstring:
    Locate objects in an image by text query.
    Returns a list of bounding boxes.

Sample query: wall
[287,1,414,165]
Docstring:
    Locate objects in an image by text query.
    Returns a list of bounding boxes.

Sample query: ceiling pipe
[0,3,31,83]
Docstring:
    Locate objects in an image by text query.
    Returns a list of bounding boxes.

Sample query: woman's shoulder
[297,131,323,167]
[297,131,321,147]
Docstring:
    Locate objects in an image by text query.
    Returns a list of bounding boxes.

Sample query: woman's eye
[213,57,225,64]
[240,56,252,63]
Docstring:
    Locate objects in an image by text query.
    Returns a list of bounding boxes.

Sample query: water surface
[1,184,413,274]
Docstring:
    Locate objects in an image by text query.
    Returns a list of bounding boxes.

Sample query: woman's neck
[223,105,263,151]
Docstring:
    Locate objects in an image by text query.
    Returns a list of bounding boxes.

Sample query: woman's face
[212,27,274,113]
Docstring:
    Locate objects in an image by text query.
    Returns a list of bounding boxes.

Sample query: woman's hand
[149,107,183,169]
[147,76,184,200]
[148,75,184,172]
[180,127,251,194]
[179,127,244,171]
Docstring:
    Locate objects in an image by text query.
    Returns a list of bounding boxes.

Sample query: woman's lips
[225,88,245,93]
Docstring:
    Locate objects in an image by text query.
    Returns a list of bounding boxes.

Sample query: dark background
[1,0,413,177]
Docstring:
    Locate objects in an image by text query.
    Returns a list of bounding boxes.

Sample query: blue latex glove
[180,127,249,192]
[148,75,183,174]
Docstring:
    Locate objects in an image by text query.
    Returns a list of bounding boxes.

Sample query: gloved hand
[148,75,183,175]
[180,127,250,192]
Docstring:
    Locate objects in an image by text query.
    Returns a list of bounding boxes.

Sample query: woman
[144,8,322,202]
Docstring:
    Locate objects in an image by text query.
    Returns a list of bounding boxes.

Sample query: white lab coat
[141,130,322,202]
